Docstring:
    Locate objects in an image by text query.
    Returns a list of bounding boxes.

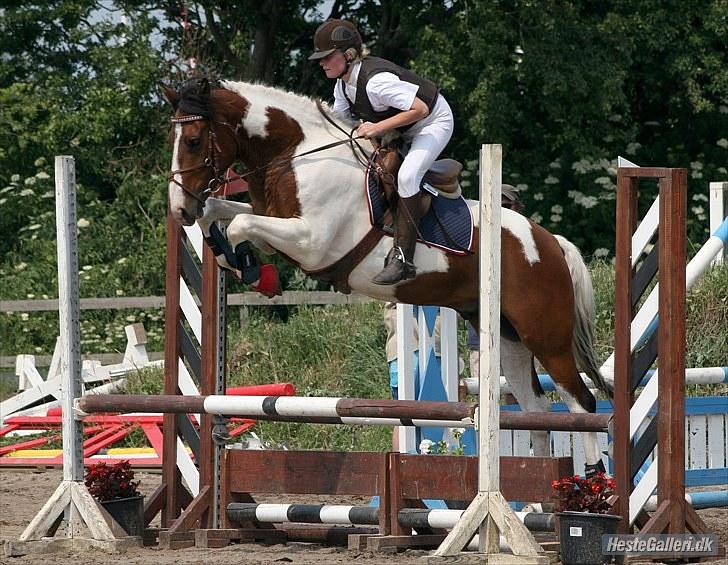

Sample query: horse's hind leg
[501,337,551,458]
[538,351,605,475]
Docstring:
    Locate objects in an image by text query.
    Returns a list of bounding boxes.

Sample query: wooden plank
[162,211,182,528]
[707,414,725,469]
[0,291,371,313]
[19,482,70,541]
[688,415,707,469]
[168,485,211,533]
[657,168,687,533]
[1,352,164,370]
[613,168,638,533]
[225,450,387,496]
[512,430,530,456]
[499,430,513,456]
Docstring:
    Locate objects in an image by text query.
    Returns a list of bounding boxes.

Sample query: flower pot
[100,495,144,537]
[557,511,621,565]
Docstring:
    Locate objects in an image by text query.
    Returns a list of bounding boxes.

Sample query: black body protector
[340,57,439,131]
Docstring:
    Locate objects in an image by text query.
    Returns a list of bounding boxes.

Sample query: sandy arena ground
[1,469,725,564]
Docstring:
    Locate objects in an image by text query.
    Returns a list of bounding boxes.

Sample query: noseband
[168,114,240,205]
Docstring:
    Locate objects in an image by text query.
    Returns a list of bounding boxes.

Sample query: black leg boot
[372,193,425,285]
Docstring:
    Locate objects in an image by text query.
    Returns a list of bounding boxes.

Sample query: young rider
[309,19,454,285]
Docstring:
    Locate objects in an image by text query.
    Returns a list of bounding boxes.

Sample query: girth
[302,227,386,294]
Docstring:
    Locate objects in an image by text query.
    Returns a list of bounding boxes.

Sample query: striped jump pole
[226,503,555,532]
[77,394,610,432]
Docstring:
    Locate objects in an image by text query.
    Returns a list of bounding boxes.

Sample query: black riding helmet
[308,19,362,60]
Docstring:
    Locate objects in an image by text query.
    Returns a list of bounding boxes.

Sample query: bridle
[168,114,240,205]
[168,103,373,206]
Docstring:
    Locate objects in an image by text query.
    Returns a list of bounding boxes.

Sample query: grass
[3,262,726,452]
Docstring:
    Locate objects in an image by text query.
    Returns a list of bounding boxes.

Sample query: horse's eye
[186,137,201,149]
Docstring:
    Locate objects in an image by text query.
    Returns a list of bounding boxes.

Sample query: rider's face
[319,51,347,79]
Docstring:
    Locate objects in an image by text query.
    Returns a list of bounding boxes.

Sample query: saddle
[373,144,463,203]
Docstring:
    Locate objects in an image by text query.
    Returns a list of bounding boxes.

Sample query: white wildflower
[716,138,728,149]
[550,214,562,223]
[77,218,90,228]
[530,212,543,224]
[20,313,29,321]
[533,192,544,201]
[82,265,93,271]
[117,257,127,264]
[544,175,559,185]
[626,142,641,155]
[125,315,136,322]
[594,248,610,258]
[419,439,434,454]
[20,188,34,196]
[35,171,50,180]
[15,262,27,271]
[27,224,40,231]
[551,204,563,214]
[116,289,124,296]
[11,174,20,182]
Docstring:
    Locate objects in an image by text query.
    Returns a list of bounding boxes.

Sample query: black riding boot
[372,193,426,285]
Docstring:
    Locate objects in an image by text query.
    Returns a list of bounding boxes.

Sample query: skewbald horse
[163,78,610,474]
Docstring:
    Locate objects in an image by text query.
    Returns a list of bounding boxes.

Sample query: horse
[162,78,611,475]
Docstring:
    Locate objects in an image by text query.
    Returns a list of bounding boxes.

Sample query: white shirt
[332,61,419,120]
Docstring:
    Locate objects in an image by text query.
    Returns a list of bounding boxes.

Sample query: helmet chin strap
[336,51,353,80]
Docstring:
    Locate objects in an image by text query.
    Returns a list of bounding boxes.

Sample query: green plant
[419,428,467,455]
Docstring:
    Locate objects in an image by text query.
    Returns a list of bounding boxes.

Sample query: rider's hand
[357,121,381,139]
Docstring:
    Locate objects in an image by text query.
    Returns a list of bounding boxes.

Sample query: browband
[170,114,206,123]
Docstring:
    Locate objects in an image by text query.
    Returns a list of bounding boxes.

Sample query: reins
[169,102,372,204]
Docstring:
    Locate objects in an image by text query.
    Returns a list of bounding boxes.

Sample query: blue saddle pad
[365,167,473,255]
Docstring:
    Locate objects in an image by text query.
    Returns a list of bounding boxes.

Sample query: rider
[309,19,454,285]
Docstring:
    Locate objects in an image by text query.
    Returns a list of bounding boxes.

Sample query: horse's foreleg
[200,198,254,224]
[225,214,320,268]
[501,338,551,458]
[198,199,276,262]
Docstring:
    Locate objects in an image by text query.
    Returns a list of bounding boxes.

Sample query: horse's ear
[160,83,180,110]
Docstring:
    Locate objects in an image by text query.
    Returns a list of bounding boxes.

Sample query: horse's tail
[554,235,613,398]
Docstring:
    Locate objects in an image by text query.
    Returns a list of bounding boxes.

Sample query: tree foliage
[1,0,726,313]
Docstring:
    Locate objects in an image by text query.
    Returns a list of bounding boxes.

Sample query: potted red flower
[85,461,144,537]
[552,472,620,565]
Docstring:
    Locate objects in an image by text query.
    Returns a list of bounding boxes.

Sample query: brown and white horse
[162,78,610,474]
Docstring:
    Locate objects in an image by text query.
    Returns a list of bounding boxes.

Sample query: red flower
[85,460,140,502]
[551,472,616,514]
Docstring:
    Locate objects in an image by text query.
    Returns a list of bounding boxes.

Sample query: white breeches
[398,95,454,197]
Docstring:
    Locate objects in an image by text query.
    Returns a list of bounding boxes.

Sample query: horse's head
[162,78,240,225]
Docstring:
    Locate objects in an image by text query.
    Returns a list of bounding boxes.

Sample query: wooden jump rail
[77,394,611,432]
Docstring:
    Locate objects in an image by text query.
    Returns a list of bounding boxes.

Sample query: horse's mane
[220,79,356,131]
